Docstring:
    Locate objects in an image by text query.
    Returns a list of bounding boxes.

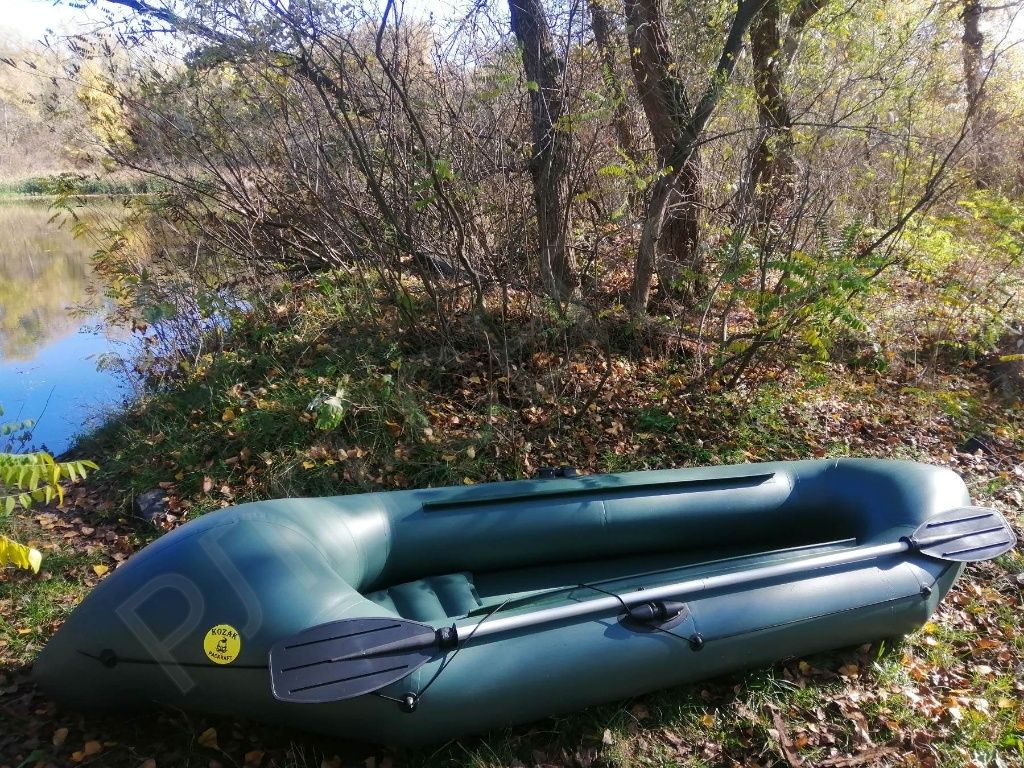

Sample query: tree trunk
[509,0,577,299]
[962,0,993,187]
[963,0,983,114]
[658,161,703,297]
[745,0,826,220]
[588,0,639,163]
[747,0,795,219]
[627,0,768,314]
[624,0,704,304]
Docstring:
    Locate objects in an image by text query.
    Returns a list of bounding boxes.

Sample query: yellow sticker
[203,624,241,665]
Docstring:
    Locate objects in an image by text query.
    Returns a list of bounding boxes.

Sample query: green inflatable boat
[34,459,1015,744]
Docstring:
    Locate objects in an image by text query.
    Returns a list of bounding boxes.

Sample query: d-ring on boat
[34,459,1015,744]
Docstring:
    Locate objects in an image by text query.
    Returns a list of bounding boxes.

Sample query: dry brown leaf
[83,740,102,756]
[661,728,685,749]
[838,663,860,677]
[768,707,803,767]
[817,747,899,768]
[197,727,218,749]
[53,727,69,746]
[838,701,874,746]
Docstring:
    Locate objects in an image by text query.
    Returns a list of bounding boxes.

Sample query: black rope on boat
[380,579,704,713]
[378,597,514,713]
[574,583,702,648]
[572,582,631,610]
[418,597,511,695]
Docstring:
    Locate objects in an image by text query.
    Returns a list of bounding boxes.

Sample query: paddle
[269,506,1015,705]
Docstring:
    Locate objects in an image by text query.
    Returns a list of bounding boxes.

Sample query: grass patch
[0,174,164,198]
[0,549,94,664]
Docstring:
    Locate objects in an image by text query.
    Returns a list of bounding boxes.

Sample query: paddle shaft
[459,539,912,641]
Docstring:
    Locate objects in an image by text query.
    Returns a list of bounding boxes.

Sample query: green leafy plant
[0,405,98,573]
[310,383,349,432]
[0,451,98,514]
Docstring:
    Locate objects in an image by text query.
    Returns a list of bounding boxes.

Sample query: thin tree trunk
[747,0,794,217]
[624,0,704,304]
[962,0,993,187]
[627,0,767,313]
[509,0,577,299]
[745,0,825,219]
[963,0,984,115]
[588,0,639,163]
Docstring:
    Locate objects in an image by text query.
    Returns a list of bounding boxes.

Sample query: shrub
[0,405,98,573]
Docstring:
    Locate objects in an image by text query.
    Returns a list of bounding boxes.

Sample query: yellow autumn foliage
[2,405,99,574]
[0,534,42,574]
[77,61,135,152]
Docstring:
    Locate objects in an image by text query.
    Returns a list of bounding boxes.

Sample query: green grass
[68,272,1022,526]
[0,174,163,198]
[0,549,93,663]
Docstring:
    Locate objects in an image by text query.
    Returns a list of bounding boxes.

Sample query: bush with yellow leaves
[1,405,97,574]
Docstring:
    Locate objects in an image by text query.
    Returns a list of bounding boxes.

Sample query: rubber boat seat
[364,572,483,622]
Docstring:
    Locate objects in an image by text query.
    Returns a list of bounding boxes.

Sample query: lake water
[0,200,127,455]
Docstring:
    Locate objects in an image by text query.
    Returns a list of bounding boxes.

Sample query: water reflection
[0,204,100,359]
[0,200,125,454]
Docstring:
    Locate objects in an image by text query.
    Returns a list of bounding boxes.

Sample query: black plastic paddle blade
[911,506,1017,562]
[270,617,437,704]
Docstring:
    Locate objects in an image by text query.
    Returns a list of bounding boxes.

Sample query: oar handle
[331,625,457,661]
[463,539,910,641]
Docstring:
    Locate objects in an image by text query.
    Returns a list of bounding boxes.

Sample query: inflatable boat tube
[34,459,1011,744]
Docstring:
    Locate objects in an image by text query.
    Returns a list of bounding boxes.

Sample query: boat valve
[620,599,696,637]
[434,625,459,649]
[398,693,419,714]
[627,601,684,624]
